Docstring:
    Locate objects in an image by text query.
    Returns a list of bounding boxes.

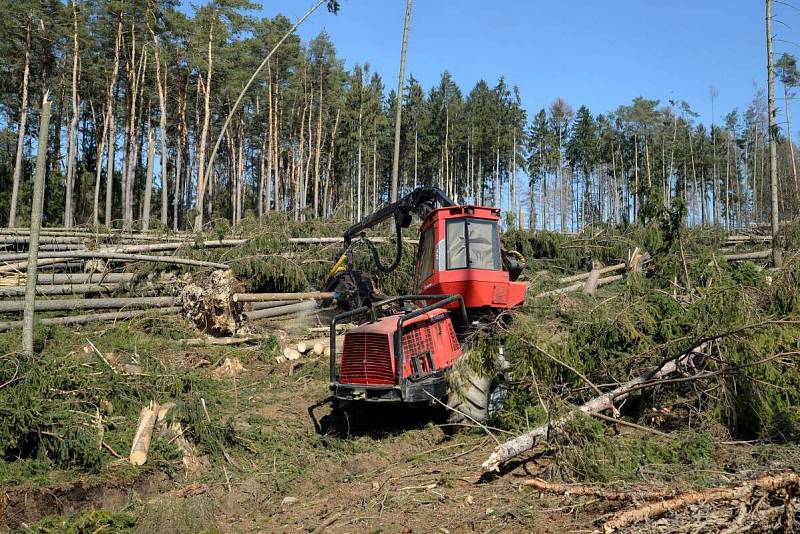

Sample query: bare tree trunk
[150,26,169,227]
[784,83,800,204]
[194,22,214,230]
[141,110,155,230]
[390,0,412,203]
[323,108,340,217]
[64,0,80,228]
[357,100,363,221]
[90,100,104,226]
[766,0,783,267]
[313,63,323,217]
[96,20,122,228]
[22,95,51,355]
[8,14,32,228]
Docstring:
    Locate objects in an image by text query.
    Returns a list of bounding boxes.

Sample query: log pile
[0,228,334,335]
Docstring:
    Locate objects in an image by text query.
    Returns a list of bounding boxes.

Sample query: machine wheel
[445,357,506,424]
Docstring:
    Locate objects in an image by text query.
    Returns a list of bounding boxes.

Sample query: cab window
[445,218,501,271]
[418,227,435,282]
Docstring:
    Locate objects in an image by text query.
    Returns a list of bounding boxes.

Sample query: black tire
[446,357,505,424]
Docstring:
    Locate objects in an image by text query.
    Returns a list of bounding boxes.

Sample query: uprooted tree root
[178,269,246,336]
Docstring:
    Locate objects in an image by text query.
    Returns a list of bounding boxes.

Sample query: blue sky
[221,0,798,130]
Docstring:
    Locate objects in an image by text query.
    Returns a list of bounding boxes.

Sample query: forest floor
[2,310,797,534]
[0,315,585,534]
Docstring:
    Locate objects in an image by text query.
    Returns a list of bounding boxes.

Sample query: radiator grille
[339,332,394,385]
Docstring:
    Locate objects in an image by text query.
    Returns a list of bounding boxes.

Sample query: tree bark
[151,26,169,227]
[390,0,412,203]
[21,95,51,355]
[8,14,32,228]
[1,296,177,314]
[64,0,80,228]
[0,307,180,334]
[767,0,783,268]
[194,21,214,230]
[141,109,155,230]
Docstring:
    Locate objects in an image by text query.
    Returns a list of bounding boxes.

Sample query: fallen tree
[233,291,334,302]
[0,250,228,272]
[601,471,800,533]
[481,343,708,473]
[245,300,319,321]
[534,274,623,299]
[558,262,627,284]
[0,296,177,313]
[0,283,121,297]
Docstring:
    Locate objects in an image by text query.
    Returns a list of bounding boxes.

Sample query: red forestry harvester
[325,187,527,421]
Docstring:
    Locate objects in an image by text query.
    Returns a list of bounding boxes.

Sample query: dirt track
[1,351,582,533]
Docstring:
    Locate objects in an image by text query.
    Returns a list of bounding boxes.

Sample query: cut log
[249,300,298,311]
[558,263,626,284]
[29,272,136,284]
[602,472,800,533]
[0,307,180,333]
[183,335,270,346]
[481,342,708,473]
[233,291,335,303]
[721,250,772,261]
[312,342,325,355]
[0,250,228,273]
[245,300,319,321]
[129,401,159,466]
[287,237,418,244]
[0,296,176,313]
[297,340,311,354]
[283,348,301,361]
[535,275,623,299]
[0,283,120,297]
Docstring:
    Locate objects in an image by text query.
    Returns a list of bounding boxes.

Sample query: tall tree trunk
[194,22,214,230]
[266,62,274,212]
[313,64,323,217]
[150,26,169,227]
[8,14,32,227]
[141,109,155,230]
[64,0,80,228]
[783,83,800,203]
[96,20,122,228]
[323,108,340,217]
[390,0,412,202]
[357,100,363,221]
[766,0,783,267]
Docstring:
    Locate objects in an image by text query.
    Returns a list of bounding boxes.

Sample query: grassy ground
[2,307,798,534]
[2,219,799,532]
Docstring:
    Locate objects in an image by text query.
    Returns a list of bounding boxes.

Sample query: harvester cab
[326,187,526,418]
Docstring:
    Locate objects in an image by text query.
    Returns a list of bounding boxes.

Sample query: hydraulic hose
[363,220,404,273]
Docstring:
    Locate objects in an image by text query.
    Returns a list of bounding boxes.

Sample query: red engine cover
[338,308,462,386]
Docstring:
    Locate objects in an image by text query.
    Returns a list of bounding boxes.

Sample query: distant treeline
[1,0,798,230]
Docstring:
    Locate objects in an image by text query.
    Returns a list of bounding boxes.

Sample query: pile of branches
[477,223,800,472]
[524,471,799,533]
